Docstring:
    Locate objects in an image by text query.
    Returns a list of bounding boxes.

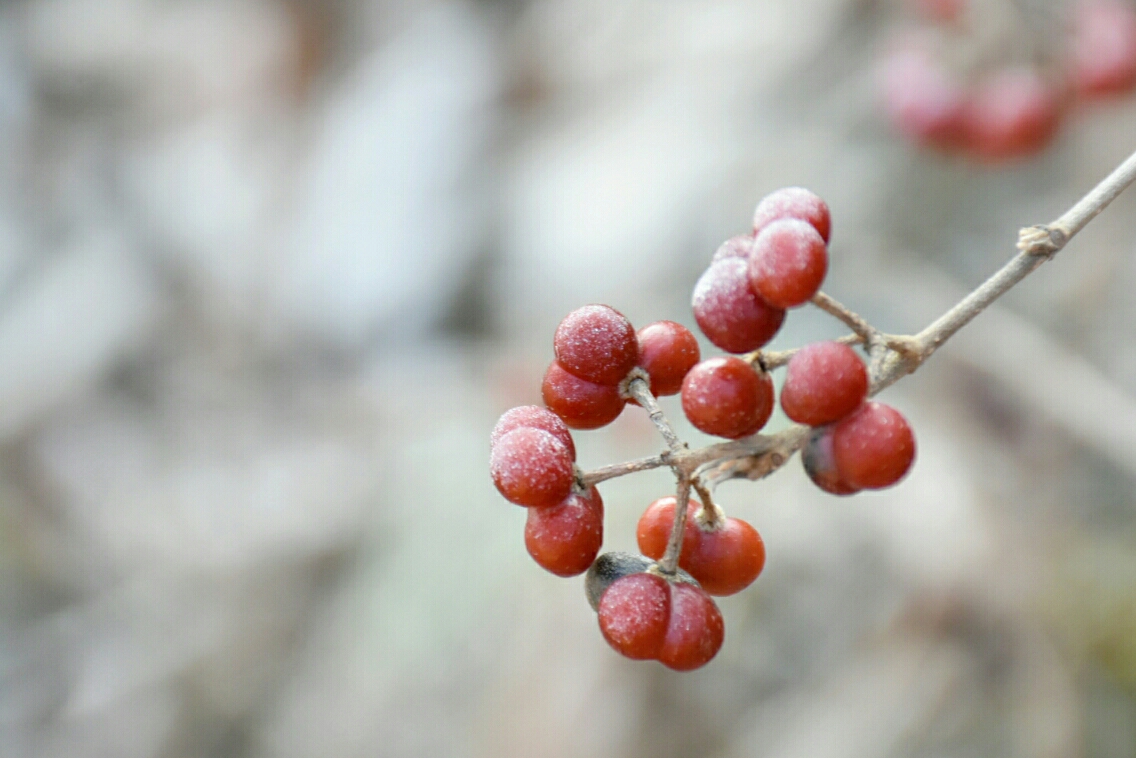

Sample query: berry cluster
[491,187,917,670]
[880,0,1136,161]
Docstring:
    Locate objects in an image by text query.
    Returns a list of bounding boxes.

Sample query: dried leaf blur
[1,0,1136,756]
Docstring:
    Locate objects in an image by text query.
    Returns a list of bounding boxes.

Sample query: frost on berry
[710,234,754,263]
[542,361,626,430]
[692,258,785,354]
[492,405,576,460]
[585,552,653,610]
[636,321,701,397]
[751,187,832,243]
[802,426,861,496]
[780,341,869,427]
[748,218,829,309]
[598,573,671,660]
[658,582,724,671]
[489,427,575,507]
[553,304,640,386]
[681,356,774,439]
[525,486,604,577]
[832,401,916,489]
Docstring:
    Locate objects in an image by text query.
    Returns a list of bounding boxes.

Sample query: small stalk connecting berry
[490,153,1136,671]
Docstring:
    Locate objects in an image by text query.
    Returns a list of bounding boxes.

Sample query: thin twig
[623,374,686,454]
[811,291,878,344]
[659,478,692,575]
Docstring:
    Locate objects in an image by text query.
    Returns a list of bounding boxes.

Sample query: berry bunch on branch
[490,148,1136,670]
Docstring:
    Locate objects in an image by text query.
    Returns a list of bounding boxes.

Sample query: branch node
[1017,224,1066,257]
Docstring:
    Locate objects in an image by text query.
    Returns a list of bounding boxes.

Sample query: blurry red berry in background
[1071,0,1136,98]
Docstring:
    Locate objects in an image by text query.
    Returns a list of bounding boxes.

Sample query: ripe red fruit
[492,405,576,460]
[748,218,829,309]
[636,321,701,397]
[490,427,575,507]
[598,572,672,660]
[1070,0,1136,98]
[524,486,604,577]
[879,43,967,147]
[711,234,754,263]
[658,582,725,671]
[637,499,765,596]
[683,516,765,596]
[553,304,639,386]
[751,187,832,244]
[692,258,785,354]
[542,361,627,430]
[780,341,869,426]
[681,357,774,439]
[960,67,1064,162]
[801,426,861,496]
[636,497,702,566]
[832,401,916,489]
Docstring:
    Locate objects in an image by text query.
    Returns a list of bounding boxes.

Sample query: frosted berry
[752,187,832,243]
[832,401,916,489]
[780,341,869,426]
[801,426,860,495]
[692,258,785,354]
[490,427,575,507]
[682,357,774,439]
[658,582,725,671]
[597,572,672,660]
[542,361,626,430]
[711,234,754,263]
[525,486,604,577]
[585,552,653,610]
[636,321,701,397]
[1070,0,1136,98]
[553,305,639,386]
[748,218,829,309]
[492,405,576,460]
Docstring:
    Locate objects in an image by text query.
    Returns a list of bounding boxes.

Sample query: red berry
[636,321,701,397]
[692,258,785,354]
[1071,0,1136,98]
[638,499,765,596]
[492,405,576,460]
[658,582,724,671]
[598,573,672,660]
[748,219,829,309]
[711,234,754,263]
[553,305,639,386]
[525,486,604,577]
[542,361,627,430]
[879,43,967,147]
[780,341,869,426]
[832,401,916,489]
[683,515,765,596]
[490,427,575,507]
[681,357,774,439]
[751,187,832,244]
[961,67,1064,162]
[801,426,861,496]
[636,497,702,566]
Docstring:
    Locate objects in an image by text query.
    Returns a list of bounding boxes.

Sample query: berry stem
[658,478,692,575]
[810,291,878,345]
[750,333,863,371]
[625,375,687,455]
[691,477,723,528]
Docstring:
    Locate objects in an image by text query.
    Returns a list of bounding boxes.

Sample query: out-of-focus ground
[1,0,1136,756]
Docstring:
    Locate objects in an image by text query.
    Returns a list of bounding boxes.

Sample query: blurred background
[1,0,1136,755]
